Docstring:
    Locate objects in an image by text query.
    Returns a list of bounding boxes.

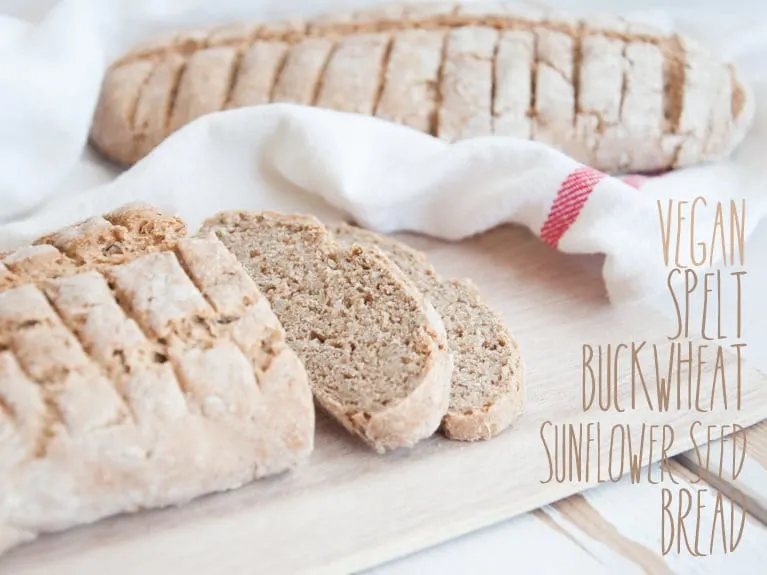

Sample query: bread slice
[331,223,524,441]
[201,211,453,453]
[0,204,314,556]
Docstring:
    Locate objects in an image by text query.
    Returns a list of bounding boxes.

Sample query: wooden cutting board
[2,224,766,575]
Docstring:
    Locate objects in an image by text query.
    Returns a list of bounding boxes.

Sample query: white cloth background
[0,0,765,305]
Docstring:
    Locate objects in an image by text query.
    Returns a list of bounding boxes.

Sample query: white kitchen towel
[0,0,765,304]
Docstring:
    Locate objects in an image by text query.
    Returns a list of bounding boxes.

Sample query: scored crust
[331,223,524,441]
[0,203,314,556]
[201,211,454,453]
[90,2,754,174]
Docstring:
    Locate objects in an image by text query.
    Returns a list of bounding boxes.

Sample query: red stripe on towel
[540,166,605,248]
[620,174,649,189]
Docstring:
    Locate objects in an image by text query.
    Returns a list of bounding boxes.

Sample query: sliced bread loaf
[91,3,754,174]
[201,211,453,453]
[0,204,314,556]
[331,223,524,441]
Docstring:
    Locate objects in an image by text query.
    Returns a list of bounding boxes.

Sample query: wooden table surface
[1,2,764,573]
[362,0,767,569]
[368,219,767,574]
[9,210,766,575]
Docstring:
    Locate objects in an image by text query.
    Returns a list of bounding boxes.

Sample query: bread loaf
[201,211,454,453]
[90,2,754,173]
[0,203,314,556]
[332,223,524,441]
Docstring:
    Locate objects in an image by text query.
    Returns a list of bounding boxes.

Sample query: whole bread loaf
[0,204,314,556]
[90,2,754,174]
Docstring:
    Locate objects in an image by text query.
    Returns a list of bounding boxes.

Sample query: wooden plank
[673,214,767,527]
[678,421,767,525]
[1,225,766,574]
[364,506,627,574]
[368,461,767,573]
[544,461,767,572]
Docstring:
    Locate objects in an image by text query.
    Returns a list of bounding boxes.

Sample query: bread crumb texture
[331,223,525,441]
[202,211,453,454]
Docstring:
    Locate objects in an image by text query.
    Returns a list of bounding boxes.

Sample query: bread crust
[90,3,754,173]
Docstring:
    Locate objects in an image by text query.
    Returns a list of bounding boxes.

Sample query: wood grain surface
[678,422,767,525]
[369,462,767,574]
[1,224,765,574]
